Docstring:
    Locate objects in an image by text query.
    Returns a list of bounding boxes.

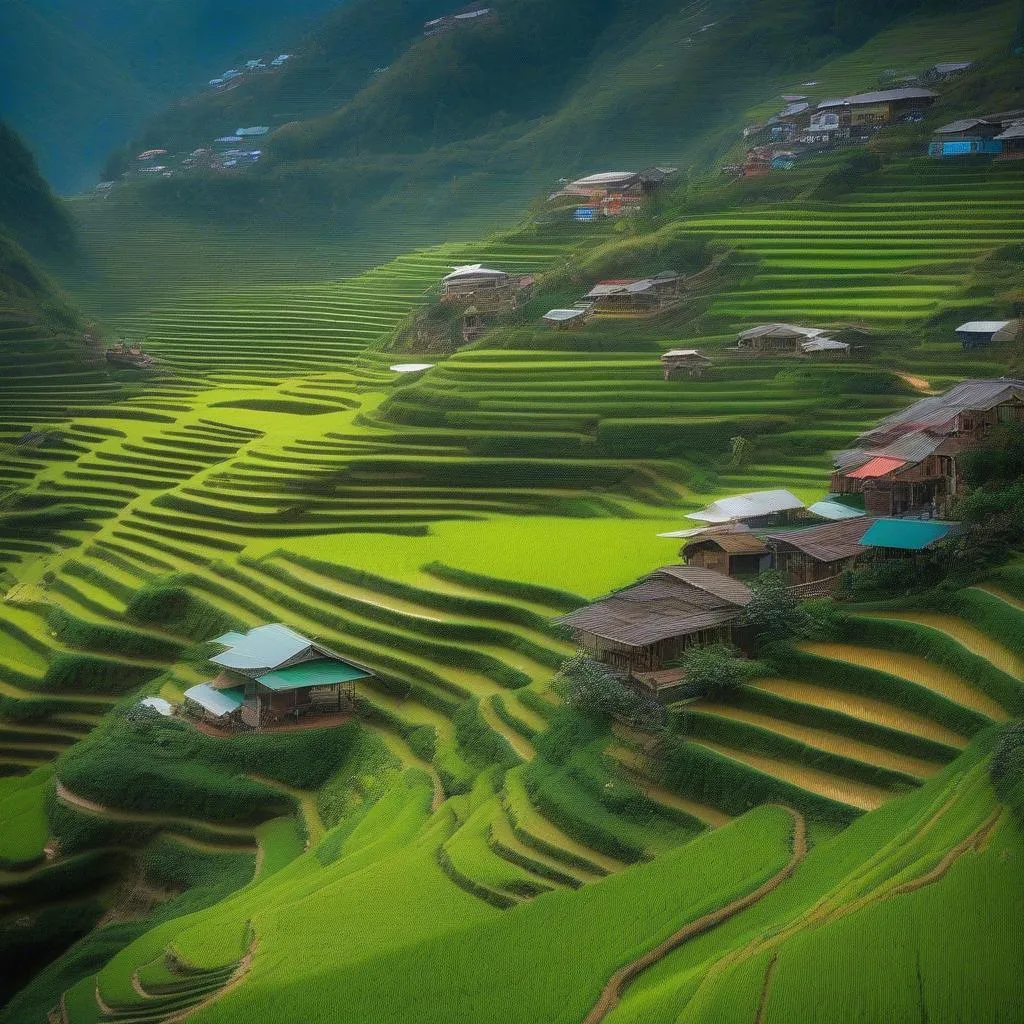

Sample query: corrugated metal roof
[956,320,1016,332]
[858,519,957,551]
[184,683,244,717]
[995,121,1024,140]
[845,87,937,105]
[860,379,1024,441]
[257,658,371,691]
[878,431,944,464]
[766,518,874,562]
[688,489,806,524]
[655,566,753,606]
[544,308,588,322]
[807,499,866,521]
[801,338,849,352]
[686,532,769,555]
[662,349,710,360]
[443,264,507,281]
[737,323,823,340]
[936,118,991,134]
[846,456,907,479]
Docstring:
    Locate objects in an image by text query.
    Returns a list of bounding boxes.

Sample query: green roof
[858,519,956,551]
[256,658,371,692]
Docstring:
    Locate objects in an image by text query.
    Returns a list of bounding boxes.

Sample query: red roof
[846,456,907,479]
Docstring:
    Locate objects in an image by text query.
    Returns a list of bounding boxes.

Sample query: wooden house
[956,319,1022,350]
[994,119,1024,158]
[557,567,752,695]
[830,378,1024,517]
[929,118,1004,157]
[183,624,372,730]
[661,349,712,379]
[584,272,682,315]
[736,323,821,353]
[765,518,873,589]
[843,87,937,126]
[682,529,770,577]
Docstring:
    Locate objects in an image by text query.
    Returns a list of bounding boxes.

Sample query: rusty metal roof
[766,518,875,563]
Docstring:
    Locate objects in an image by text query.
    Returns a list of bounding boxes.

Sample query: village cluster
[729,59,1023,177]
[166,377,1024,729]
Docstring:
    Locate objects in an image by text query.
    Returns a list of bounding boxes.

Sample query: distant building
[583,272,682,315]
[549,167,677,203]
[929,118,1004,157]
[183,624,372,730]
[956,320,1023,350]
[994,119,1024,158]
[543,308,591,330]
[830,378,1024,516]
[736,323,821,354]
[424,3,492,35]
[922,61,973,83]
[661,349,712,379]
[236,126,270,137]
[556,567,753,694]
[815,87,936,129]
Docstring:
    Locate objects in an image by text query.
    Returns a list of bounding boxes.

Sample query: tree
[676,643,754,697]
[742,570,811,640]
[556,653,661,729]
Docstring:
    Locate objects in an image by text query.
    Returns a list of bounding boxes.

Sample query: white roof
[390,362,434,372]
[738,323,825,340]
[443,264,507,281]
[543,308,588,321]
[236,126,269,136]
[688,489,806,524]
[569,171,638,188]
[139,697,173,716]
[661,349,707,358]
[807,500,866,521]
[956,320,1016,332]
[995,120,1024,140]
[211,623,312,671]
[801,337,850,352]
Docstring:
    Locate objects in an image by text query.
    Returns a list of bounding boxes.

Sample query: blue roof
[211,623,312,671]
[858,519,957,551]
[184,683,244,717]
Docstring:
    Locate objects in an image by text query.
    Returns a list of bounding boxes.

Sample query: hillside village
[1,2,1024,1023]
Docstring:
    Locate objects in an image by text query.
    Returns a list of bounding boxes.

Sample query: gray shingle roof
[844,87,937,105]
[557,567,750,647]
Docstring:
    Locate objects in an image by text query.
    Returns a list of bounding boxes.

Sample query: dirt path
[971,584,1024,612]
[55,781,257,842]
[895,372,934,393]
[247,774,324,849]
[581,808,806,1024]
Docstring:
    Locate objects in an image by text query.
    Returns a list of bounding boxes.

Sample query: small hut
[557,567,753,695]
[661,349,712,379]
[543,308,591,330]
[765,518,873,588]
[682,529,770,577]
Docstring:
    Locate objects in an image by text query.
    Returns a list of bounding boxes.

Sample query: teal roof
[184,683,244,717]
[858,519,956,551]
[211,623,313,671]
[808,499,866,521]
[256,658,371,692]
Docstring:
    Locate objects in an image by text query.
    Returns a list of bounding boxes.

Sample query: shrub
[743,570,812,640]
[555,653,661,728]
[675,644,757,698]
[989,721,1024,827]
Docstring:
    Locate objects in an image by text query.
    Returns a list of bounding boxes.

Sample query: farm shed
[440,265,531,315]
[857,518,958,558]
[682,529,770,577]
[543,308,590,330]
[955,319,1022,349]
[557,567,753,694]
[661,349,712,379]
[687,489,808,528]
[765,518,874,587]
[583,273,682,315]
[736,323,824,354]
[831,378,1024,517]
[843,87,937,126]
[800,337,850,358]
[183,624,372,731]
[550,167,678,203]
[994,120,1024,157]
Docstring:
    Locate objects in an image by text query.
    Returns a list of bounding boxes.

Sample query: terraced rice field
[1,153,1023,1022]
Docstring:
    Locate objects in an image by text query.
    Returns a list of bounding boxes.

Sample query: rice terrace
[0,0,1023,1021]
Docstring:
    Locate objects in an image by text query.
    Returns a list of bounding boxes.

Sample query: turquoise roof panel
[808,499,866,521]
[858,519,956,551]
[211,623,312,671]
[256,658,371,692]
[184,683,244,717]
